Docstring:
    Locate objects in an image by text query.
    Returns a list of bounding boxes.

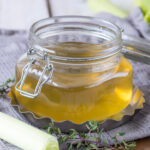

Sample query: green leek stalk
[0,112,59,150]
[88,0,128,18]
[135,0,150,24]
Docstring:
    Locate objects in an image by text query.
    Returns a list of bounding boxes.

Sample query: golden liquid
[12,44,133,124]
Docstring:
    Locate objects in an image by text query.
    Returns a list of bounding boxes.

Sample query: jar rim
[29,16,122,61]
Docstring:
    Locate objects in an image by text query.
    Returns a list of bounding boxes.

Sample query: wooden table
[134,137,150,150]
[0,0,92,30]
[0,0,150,149]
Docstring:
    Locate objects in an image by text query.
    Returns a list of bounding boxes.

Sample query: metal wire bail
[15,49,53,98]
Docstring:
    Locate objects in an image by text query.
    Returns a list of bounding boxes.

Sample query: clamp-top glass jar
[12,16,144,124]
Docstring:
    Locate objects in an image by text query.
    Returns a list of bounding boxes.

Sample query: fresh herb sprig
[0,78,15,97]
[44,120,136,150]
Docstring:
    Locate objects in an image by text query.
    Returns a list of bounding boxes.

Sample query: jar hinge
[15,48,53,98]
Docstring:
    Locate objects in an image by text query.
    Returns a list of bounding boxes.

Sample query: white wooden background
[0,0,134,30]
[0,0,92,30]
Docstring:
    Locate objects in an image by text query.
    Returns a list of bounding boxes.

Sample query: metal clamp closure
[15,48,53,98]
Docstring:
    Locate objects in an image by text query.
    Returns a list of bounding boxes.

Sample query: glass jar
[12,16,145,124]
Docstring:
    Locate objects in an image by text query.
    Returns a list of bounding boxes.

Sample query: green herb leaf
[68,144,73,150]
[77,142,82,149]
[90,143,97,149]
[118,132,126,136]
[85,124,90,130]
[0,78,15,97]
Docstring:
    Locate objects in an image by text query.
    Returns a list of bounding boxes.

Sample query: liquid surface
[13,43,133,124]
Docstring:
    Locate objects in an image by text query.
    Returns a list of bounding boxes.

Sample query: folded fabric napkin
[0,8,150,149]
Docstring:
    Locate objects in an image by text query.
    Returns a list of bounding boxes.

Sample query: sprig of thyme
[0,78,15,97]
[44,120,136,150]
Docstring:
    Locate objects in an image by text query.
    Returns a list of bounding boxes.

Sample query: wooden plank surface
[0,0,49,30]
[134,137,150,150]
[49,0,92,16]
